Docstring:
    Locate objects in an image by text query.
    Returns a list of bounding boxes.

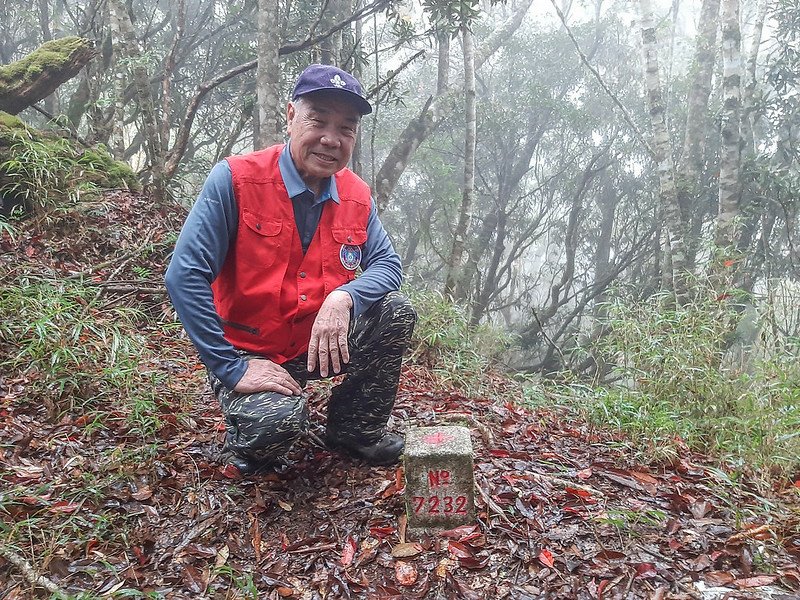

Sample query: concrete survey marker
[404,426,475,530]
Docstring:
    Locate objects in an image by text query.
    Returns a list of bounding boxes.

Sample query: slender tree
[444,14,477,300]
[714,0,743,255]
[639,0,688,300]
[256,0,283,148]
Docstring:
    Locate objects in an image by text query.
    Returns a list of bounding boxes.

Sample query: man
[165,64,416,475]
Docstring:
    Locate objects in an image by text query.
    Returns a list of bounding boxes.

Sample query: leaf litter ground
[1,192,799,599]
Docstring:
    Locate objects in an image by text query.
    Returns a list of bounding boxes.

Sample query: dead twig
[475,475,515,528]
[287,543,337,554]
[0,543,69,599]
[68,229,156,281]
[439,413,494,447]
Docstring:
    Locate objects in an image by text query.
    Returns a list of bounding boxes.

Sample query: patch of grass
[405,287,515,394]
[0,275,150,416]
[555,292,800,480]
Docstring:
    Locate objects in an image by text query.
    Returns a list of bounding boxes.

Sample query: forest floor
[1,191,799,600]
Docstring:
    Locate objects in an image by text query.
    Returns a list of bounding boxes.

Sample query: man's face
[287,91,360,191]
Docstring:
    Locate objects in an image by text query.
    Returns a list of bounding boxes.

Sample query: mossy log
[0,37,96,115]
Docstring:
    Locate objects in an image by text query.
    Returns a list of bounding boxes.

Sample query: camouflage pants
[208,292,416,463]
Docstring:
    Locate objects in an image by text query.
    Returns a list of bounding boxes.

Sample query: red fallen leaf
[704,571,736,586]
[447,541,474,559]
[458,554,490,570]
[132,545,148,566]
[597,579,611,599]
[565,487,596,503]
[85,539,98,558]
[48,501,81,514]
[794,480,800,488]
[594,549,626,561]
[369,526,395,539]
[723,259,736,267]
[489,449,510,458]
[735,575,778,588]
[395,561,418,586]
[440,524,479,539]
[221,463,241,479]
[635,563,657,579]
[576,467,593,480]
[341,536,357,567]
[538,549,555,568]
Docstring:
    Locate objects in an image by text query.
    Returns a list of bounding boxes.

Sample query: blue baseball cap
[291,64,372,115]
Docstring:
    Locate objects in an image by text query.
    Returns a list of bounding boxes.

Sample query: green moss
[78,147,140,191]
[0,111,27,130]
[0,37,92,86]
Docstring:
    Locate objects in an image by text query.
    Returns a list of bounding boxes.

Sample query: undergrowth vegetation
[0,273,165,436]
[537,291,800,480]
[405,287,515,394]
[0,122,139,216]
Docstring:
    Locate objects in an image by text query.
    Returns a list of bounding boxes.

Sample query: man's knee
[231,392,308,452]
[382,291,417,326]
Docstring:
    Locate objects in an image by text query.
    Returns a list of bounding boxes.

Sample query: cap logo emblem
[330,74,346,89]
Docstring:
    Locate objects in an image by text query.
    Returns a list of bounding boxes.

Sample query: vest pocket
[240,208,283,268]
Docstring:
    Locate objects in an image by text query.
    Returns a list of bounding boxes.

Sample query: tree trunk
[741,0,768,156]
[0,37,96,115]
[256,0,283,149]
[714,0,742,254]
[639,0,689,300]
[678,0,720,192]
[444,19,476,300]
[109,0,166,200]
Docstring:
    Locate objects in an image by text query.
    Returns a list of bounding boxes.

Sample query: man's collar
[278,142,340,204]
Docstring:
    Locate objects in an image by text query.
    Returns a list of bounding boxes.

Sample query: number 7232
[411,495,468,515]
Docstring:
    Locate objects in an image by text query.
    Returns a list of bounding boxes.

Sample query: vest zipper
[221,319,259,335]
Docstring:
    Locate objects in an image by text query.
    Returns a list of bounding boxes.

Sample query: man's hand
[308,290,353,377]
[234,359,303,395]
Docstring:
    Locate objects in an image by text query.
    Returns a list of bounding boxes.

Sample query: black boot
[325,432,404,466]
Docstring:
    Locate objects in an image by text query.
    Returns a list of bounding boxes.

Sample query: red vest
[212,145,371,363]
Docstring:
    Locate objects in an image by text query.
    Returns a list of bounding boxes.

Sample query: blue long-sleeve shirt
[165,144,403,389]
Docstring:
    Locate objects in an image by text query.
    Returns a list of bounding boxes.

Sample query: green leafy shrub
[580,291,800,475]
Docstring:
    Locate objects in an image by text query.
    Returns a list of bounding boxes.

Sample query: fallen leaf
[435,557,452,578]
[395,561,418,586]
[391,542,423,558]
[538,549,555,568]
[276,587,295,597]
[214,545,229,569]
[277,499,293,512]
[440,524,479,539]
[341,536,357,566]
[576,467,593,480]
[704,571,735,586]
[447,541,474,559]
[131,486,153,501]
[634,563,657,579]
[689,500,713,519]
[48,501,81,514]
[735,575,778,589]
